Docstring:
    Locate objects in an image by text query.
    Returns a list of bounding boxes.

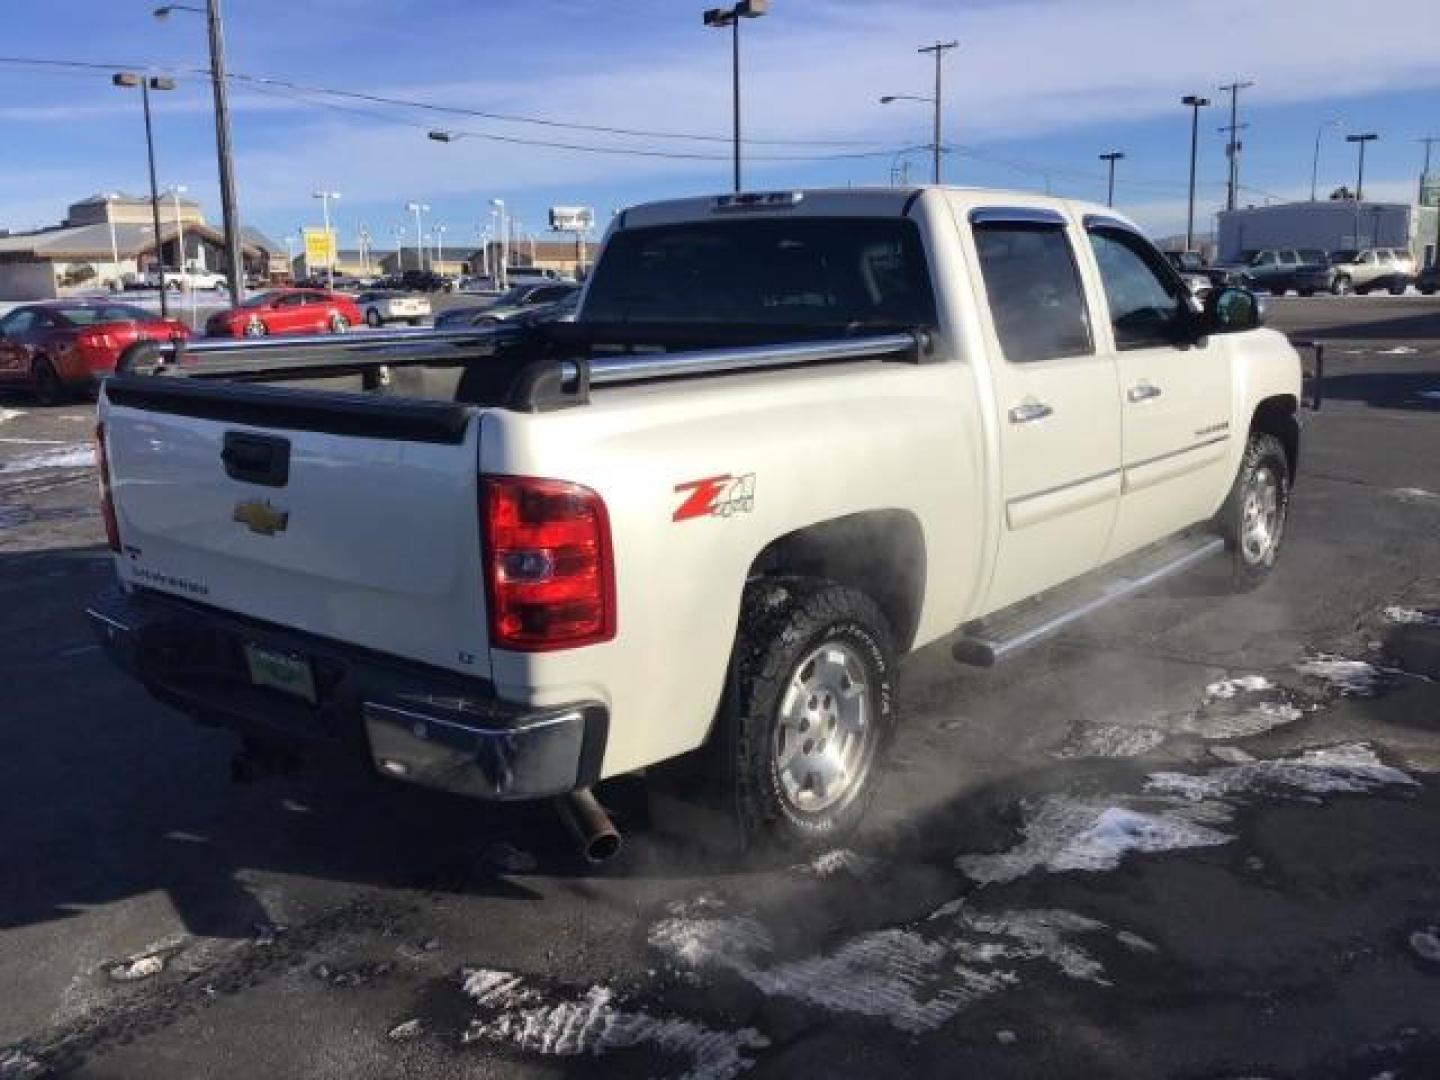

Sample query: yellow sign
[302,227,336,267]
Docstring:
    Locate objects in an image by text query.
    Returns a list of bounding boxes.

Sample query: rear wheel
[720,577,896,853]
[243,317,268,337]
[32,358,64,406]
[1219,432,1290,592]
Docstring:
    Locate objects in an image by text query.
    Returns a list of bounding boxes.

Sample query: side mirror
[1203,286,1264,334]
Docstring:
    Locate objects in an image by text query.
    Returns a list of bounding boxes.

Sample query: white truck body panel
[97,185,1303,790]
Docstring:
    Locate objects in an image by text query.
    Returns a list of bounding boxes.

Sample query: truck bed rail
[115,325,929,413]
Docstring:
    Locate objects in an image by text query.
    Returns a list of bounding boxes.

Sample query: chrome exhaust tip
[556,788,623,864]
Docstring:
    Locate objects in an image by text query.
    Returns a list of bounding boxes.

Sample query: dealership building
[1216,187,1440,265]
[0,193,284,299]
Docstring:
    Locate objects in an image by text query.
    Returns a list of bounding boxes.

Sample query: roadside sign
[549,206,594,233]
[303,227,336,267]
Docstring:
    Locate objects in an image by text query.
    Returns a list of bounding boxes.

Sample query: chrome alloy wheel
[773,641,876,816]
[1240,465,1281,565]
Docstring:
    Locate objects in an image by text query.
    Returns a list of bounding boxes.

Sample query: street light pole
[113,72,175,319]
[406,202,429,272]
[435,224,447,274]
[1311,119,1343,201]
[1099,151,1125,207]
[1182,95,1210,253]
[103,192,121,290]
[490,199,508,288]
[1347,132,1378,201]
[312,190,340,291]
[918,40,958,184]
[703,1,768,193]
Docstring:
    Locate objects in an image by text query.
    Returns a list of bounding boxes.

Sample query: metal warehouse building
[1216,198,1439,265]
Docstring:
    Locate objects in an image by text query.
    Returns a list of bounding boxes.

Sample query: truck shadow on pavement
[1315,370,1440,411]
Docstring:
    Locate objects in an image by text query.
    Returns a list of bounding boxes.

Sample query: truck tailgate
[102,394,491,679]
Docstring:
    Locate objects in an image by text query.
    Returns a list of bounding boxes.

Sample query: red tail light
[482,476,615,651]
[95,423,121,553]
[76,328,117,356]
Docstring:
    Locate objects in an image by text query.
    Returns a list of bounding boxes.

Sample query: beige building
[0,193,281,299]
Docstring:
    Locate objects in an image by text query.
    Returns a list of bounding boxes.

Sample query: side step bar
[952,533,1226,667]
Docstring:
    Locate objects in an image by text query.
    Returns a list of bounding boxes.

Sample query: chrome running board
[952,533,1225,667]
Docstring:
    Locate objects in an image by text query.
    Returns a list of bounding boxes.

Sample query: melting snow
[1147,743,1418,801]
[1384,606,1440,628]
[0,408,23,424]
[1392,488,1440,504]
[1295,655,1393,697]
[0,443,95,472]
[1205,676,1274,700]
[1059,724,1169,759]
[0,1049,43,1079]
[1379,346,1418,355]
[108,954,165,982]
[957,798,1233,884]
[798,848,878,878]
[462,969,768,1080]
[648,902,1126,1034]
[1409,928,1440,964]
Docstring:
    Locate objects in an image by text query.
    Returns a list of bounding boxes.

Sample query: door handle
[1008,399,1054,424]
[1127,383,1162,403]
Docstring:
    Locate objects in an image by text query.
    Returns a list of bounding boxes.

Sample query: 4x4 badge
[233,499,289,536]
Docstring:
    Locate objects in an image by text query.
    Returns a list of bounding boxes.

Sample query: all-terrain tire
[720,576,897,853]
[1218,432,1291,592]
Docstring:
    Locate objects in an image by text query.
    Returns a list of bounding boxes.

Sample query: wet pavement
[1,296,1439,1079]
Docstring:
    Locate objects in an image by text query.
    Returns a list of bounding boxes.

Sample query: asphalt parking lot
[2,295,1439,1079]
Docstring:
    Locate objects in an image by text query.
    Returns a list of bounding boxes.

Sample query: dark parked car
[1241,249,1337,297]
[434,283,581,328]
[1417,263,1439,296]
[398,270,451,293]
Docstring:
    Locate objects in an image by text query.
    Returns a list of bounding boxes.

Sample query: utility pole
[1182,95,1210,253]
[1218,79,1254,212]
[918,40,959,184]
[1099,151,1124,207]
[313,190,340,291]
[1311,119,1343,202]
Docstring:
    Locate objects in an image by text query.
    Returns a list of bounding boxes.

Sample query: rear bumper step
[87,586,608,800]
[953,533,1225,667]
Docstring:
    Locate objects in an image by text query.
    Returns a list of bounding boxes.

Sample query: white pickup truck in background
[128,265,229,292]
[89,186,1302,859]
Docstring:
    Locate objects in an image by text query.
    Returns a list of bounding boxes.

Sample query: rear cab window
[582,216,938,333]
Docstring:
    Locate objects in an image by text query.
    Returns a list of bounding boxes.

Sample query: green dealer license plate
[243,642,317,704]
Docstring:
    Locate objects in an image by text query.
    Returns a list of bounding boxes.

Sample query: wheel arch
[745,509,928,653]
[1250,394,1300,481]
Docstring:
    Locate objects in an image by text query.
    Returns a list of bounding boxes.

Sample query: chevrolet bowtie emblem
[233,499,289,536]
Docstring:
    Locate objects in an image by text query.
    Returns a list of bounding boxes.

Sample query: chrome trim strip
[85,607,132,634]
[585,332,919,386]
[1126,434,1229,473]
[1011,466,1122,506]
[970,206,1068,227]
[363,701,577,740]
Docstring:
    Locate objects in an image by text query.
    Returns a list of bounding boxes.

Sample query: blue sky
[2,0,1438,251]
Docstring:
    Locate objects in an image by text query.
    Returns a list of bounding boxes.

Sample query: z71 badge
[673,473,756,522]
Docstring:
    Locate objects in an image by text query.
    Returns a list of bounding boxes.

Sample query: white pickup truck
[133,265,229,292]
[90,187,1302,858]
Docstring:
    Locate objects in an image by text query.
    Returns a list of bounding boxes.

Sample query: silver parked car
[1326,248,1416,296]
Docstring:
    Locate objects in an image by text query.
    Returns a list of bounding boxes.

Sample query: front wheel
[1218,433,1291,592]
[243,317,268,337]
[365,308,383,328]
[328,314,351,333]
[720,578,897,853]
[1332,275,1352,296]
[1388,281,1407,296]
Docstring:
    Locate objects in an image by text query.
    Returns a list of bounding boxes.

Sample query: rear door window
[973,221,1093,364]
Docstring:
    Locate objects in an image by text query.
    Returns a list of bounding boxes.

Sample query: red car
[0,300,189,404]
[205,289,364,338]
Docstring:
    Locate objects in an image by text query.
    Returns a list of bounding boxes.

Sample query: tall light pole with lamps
[702,0,768,193]
[1347,132,1378,201]
[1181,95,1210,253]
[880,41,958,184]
[490,199,508,288]
[312,190,341,291]
[103,192,122,290]
[406,202,430,272]
[434,224,448,274]
[112,72,174,318]
[153,1,244,300]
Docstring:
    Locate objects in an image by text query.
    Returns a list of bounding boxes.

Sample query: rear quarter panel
[481,361,985,777]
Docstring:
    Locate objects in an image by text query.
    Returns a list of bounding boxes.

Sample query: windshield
[1330,250,1361,264]
[583,216,938,330]
[52,304,154,325]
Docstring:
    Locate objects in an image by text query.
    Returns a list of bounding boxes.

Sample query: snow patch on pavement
[1059,723,1169,759]
[1295,655,1393,697]
[1205,676,1274,700]
[463,969,768,1080]
[797,848,879,878]
[1147,743,1418,802]
[958,798,1233,884]
[0,443,95,472]
[649,901,1127,1034]
[1392,487,1440,505]
[1384,606,1440,628]
[0,408,26,424]
[1179,699,1305,740]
